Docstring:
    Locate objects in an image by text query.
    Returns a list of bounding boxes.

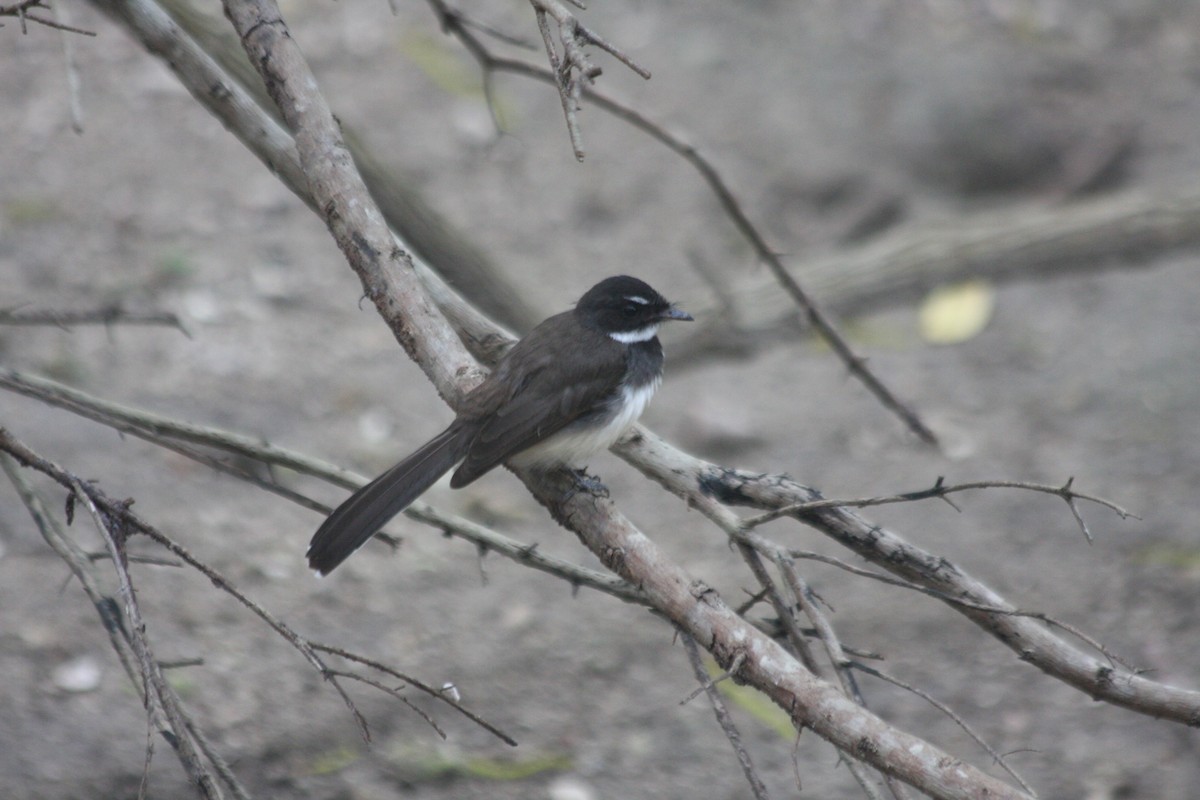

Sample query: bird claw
[566,468,609,501]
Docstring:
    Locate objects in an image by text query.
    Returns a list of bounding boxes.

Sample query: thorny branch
[739,475,1136,542]
[0,305,188,334]
[0,427,517,751]
[627,446,1200,726]
[2,452,246,800]
[0,0,95,35]
[527,0,650,160]
[680,634,771,800]
[427,1,938,445]
[12,0,1199,796]
[0,366,648,605]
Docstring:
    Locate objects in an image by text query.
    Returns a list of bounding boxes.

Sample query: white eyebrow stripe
[609,324,659,343]
[625,295,650,305]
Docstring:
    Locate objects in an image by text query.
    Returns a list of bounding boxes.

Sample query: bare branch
[526,0,650,160]
[852,661,1039,797]
[0,306,187,333]
[739,475,1135,537]
[0,427,515,748]
[429,1,937,444]
[0,366,648,605]
[613,438,1199,727]
[0,455,248,800]
[69,477,227,800]
[0,0,96,34]
[520,467,1030,798]
[680,634,771,800]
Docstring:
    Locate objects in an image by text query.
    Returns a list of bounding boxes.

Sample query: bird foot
[566,467,609,500]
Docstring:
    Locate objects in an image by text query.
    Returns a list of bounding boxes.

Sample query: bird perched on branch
[308,275,692,575]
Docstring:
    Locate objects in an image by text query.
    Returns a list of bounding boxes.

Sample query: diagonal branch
[0,0,97,35]
[0,426,517,748]
[615,432,1200,727]
[213,0,1030,794]
[69,476,228,800]
[48,0,1190,794]
[526,0,650,160]
[0,366,648,605]
[680,633,772,800]
[1,454,249,800]
[427,1,936,444]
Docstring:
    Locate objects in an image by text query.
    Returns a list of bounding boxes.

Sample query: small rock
[53,656,102,693]
[547,776,596,800]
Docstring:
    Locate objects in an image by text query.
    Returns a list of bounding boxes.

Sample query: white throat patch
[609,324,660,344]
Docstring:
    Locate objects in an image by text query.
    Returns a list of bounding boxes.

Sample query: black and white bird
[307,275,692,575]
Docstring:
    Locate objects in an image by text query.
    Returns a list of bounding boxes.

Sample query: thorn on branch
[679,652,746,706]
[679,636,771,800]
[738,475,1135,543]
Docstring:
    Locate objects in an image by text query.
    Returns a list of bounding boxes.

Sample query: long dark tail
[307,424,472,575]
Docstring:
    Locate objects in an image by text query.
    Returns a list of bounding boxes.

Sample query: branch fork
[530,0,650,159]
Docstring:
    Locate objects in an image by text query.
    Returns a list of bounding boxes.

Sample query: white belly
[513,378,661,468]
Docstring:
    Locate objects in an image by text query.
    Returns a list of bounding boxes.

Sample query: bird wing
[450,328,626,487]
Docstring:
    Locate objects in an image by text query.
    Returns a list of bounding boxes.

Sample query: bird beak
[662,306,694,322]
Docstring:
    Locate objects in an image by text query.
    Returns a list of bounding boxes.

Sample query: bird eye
[622,303,640,316]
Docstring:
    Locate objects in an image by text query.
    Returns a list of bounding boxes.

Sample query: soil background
[3,1,1200,798]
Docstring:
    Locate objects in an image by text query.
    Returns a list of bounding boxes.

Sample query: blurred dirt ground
[3,1,1200,798]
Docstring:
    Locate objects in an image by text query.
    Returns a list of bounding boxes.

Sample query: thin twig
[70,477,227,800]
[852,661,1039,797]
[783,548,1136,670]
[312,644,517,745]
[740,475,1135,542]
[1,455,247,800]
[525,0,650,160]
[429,1,936,443]
[680,635,771,800]
[0,306,187,333]
[0,0,96,34]
[323,670,447,738]
[0,427,516,747]
[0,366,648,605]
